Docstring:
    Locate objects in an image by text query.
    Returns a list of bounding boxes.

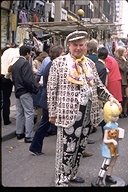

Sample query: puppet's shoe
[95,177,105,187]
[105,175,117,184]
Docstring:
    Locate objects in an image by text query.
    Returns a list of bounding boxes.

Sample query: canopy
[18,20,117,38]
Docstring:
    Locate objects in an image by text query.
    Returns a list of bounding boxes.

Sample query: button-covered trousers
[55,104,91,186]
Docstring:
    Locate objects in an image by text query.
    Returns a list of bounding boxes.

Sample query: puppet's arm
[103,130,117,146]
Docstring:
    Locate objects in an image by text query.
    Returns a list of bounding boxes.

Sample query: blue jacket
[37,56,51,76]
[38,61,52,109]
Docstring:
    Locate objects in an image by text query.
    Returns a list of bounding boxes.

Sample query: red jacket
[105,55,122,83]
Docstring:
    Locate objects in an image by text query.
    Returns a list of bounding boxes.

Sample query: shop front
[1,1,11,49]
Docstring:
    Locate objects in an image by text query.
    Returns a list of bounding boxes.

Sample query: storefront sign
[11,14,17,31]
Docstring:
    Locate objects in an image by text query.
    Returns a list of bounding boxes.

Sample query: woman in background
[115,46,128,118]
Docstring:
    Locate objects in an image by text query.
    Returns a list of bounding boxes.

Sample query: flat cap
[65,30,88,45]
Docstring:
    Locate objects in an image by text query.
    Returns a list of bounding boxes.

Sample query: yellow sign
[11,14,17,31]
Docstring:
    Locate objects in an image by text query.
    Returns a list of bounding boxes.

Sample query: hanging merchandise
[40,16,45,22]
[34,14,39,22]
[19,10,28,24]
[16,26,29,45]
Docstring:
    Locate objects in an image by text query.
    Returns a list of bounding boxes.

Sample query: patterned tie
[66,55,94,86]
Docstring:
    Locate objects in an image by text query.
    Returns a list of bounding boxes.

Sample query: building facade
[1,1,12,49]
[1,0,127,49]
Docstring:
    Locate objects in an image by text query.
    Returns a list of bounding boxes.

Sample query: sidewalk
[2,93,128,187]
[1,92,17,142]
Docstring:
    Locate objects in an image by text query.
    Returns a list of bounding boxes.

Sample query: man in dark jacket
[12,45,39,143]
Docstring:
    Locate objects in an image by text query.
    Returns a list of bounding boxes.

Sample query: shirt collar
[20,56,26,60]
[98,59,106,65]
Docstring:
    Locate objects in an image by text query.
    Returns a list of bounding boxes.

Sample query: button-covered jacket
[47,54,112,128]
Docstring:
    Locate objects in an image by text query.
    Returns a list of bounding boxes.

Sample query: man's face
[26,52,30,60]
[123,48,127,57]
[68,39,87,59]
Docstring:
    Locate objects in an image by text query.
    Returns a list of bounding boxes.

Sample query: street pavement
[1,92,128,187]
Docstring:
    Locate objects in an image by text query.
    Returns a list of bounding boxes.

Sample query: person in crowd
[95,47,109,86]
[95,101,124,187]
[36,44,57,135]
[36,43,53,77]
[105,55,122,103]
[125,46,128,60]
[95,47,110,137]
[82,40,99,158]
[46,30,122,187]
[11,45,39,143]
[86,40,99,135]
[115,46,128,118]
[32,51,48,130]
[111,41,118,58]
[1,42,20,125]
[86,40,98,63]
[29,45,65,156]
[32,52,48,75]
[31,47,42,61]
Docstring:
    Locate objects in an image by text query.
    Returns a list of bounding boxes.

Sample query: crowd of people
[1,30,128,187]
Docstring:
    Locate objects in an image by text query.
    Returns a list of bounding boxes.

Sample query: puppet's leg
[95,158,111,187]
[105,157,117,184]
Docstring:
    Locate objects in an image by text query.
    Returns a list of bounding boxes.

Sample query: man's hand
[8,65,13,72]
[49,117,56,124]
[109,96,122,112]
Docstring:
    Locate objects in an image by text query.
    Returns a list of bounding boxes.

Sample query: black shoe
[17,133,25,140]
[45,132,51,137]
[29,150,44,156]
[70,176,85,183]
[123,113,128,118]
[45,131,57,137]
[50,131,57,135]
[87,139,95,144]
[105,175,117,184]
[119,113,124,118]
[83,151,93,157]
[24,137,33,143]
[4,121,11,125]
